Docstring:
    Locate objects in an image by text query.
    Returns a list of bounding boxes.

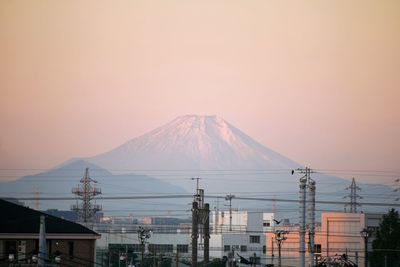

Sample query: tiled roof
[0,198,99,236]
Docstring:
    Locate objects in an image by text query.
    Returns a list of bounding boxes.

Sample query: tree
[371,208,400,267]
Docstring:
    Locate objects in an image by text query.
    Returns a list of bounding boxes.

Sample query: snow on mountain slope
[88,115,300,171]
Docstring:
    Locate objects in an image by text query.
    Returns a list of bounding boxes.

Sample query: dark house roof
[0,199,99,236]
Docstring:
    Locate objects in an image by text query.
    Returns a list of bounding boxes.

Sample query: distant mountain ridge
[0,115,395,217]
[84,115,393,215]
[0,160,187,212]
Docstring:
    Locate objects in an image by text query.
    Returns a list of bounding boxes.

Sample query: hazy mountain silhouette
[83,115,393,216]
[0,115,394,218]
[0,160,187,213]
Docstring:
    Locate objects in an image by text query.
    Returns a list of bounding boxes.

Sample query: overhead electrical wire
[8,194,400,207]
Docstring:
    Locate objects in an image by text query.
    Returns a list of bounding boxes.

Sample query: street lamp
[55,255,61,267]
[275,230,288,267]
[137,226,152,267]
[360,228,371,267]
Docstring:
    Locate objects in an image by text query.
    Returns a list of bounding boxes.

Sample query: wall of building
[0,238,96,267]
[264,212,383,267]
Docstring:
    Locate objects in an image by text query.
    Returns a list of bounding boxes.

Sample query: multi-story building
[96,210,384,266]
[95,210,272,266]
[264,212,383,267]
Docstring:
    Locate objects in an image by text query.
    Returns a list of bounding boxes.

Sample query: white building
[208,210,273,265]
[96,210,273,266]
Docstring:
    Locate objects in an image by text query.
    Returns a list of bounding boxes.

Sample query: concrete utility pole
[344,178,362,212]
[72,168,102,223]
[225,194,235,232]
[191,177,202,204]
[294,167,314,267]
[192,201,199,267]
[299,175,307,267]
[308,179,316,267]
[204,203,210,264]
[191,180,210,267]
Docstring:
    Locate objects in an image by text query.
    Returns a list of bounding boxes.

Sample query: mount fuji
[0,115,393,217]
[85,115,392,213]
[88,114,299,171]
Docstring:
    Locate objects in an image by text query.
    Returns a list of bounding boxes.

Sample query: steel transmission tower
[33,186,41,210]
[393,178,400,201]
[72,168,102,223]
[344,177,362,212]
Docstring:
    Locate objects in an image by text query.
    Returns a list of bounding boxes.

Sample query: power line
[7,194,400,207]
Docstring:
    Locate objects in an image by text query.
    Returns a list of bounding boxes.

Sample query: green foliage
[371,209,400,267]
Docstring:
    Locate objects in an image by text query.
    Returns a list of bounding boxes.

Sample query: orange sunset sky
[0,1,399,183]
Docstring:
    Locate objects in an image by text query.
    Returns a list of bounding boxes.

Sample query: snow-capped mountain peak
[88,115,299,171]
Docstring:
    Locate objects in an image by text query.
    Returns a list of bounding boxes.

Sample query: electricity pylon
[344,177,362,213]
[72,168,102,223]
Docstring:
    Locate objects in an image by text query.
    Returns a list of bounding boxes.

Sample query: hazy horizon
[1,1,399,185]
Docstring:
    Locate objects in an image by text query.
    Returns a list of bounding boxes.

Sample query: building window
[263,245,266,254]
[263,220,271,227]
[314,244,321,254]
[177,244,189,253]
[148,244,173,253]
[249,235,260,243]
[224,245,231,252]
[240,245,247,252]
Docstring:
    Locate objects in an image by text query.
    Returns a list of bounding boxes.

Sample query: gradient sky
[1,1,399,183]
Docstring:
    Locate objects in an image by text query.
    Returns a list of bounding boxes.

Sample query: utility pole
[191,179,210,267]
[344,178,362,212]
[299,175,307,267]
[214,198,220,234]
[204,203,210,264]
[225,194,235,232]
[293,167,314,267]
[308,179,316,267]
[71,168,102,224]
[191,177,202,204]
[192,201,199,267]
